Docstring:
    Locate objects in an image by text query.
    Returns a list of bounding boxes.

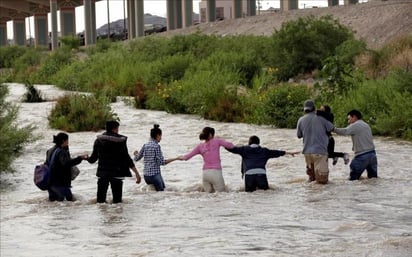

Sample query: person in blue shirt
[227,135,298,192]
[134,124,180,191]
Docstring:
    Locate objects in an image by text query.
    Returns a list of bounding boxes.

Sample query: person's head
[303,99,315,113]
[106,120,120,133]
[320,104,331,114]
[53,132,69,148]
[199,127,215,141]
[248,135,260,145]
[150,124,162,141]
[347,109,362,124]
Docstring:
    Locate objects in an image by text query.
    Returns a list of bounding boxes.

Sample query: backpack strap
[48,148,61,167]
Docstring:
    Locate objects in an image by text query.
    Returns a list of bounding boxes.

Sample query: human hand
[79,154,89,160]
[135,173,141,184]
[287,151,300,157]
[133,150,138,156]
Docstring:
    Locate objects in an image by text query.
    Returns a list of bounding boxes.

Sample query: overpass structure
[0,0,358,49]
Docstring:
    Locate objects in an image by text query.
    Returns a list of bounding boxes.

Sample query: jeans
[97,177,123,203]
[144,173,165,191]
[48,186,73,201]
[349,150,378,180]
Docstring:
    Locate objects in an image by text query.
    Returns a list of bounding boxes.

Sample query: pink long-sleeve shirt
[183,138,234,170]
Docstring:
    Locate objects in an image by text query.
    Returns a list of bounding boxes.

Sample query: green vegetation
[1,15,411,140]
[48,94,117,132]
[0,84,37,173]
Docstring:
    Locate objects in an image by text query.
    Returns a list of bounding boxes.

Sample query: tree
[268,15,354,81]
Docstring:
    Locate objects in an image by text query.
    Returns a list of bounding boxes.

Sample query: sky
[6,0,367,39]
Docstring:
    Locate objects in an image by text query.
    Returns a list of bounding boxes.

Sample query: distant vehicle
[144,24,167,35]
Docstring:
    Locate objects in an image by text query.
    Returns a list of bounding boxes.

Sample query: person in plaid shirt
[134,124,179,191]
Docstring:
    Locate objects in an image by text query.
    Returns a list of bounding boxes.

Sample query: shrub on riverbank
[48,94,117,132]
[329,70,412,140]
[23,81,44,103]
[0,85,36,173]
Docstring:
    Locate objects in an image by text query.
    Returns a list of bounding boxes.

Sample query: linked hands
[79,154,89,160]
[286,151,301,157]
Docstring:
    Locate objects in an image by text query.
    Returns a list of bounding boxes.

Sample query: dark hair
[347,109,362,120]
[248,135,260,145]
[106,120,119,132]
[150,124,162,139]
[322,105,331,114]
[199,127,215,140]
[53,132,68,146]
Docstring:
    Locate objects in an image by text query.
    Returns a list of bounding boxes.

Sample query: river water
[1,83,411,257]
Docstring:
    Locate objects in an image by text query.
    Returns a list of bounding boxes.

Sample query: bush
[0,84,36,173]
[250,84,312,128]
[152,54,192,83]
[330,70,412,140]
[32,48,74,84]
[268,15,355,81]
[48,94,117,132]
[0,46,28,68]
[60,36,81,50]
[23,81,44,102]
[10,47,45,82]
[52,60,90,91]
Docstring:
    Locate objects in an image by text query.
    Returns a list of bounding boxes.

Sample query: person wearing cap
[333,109,378,180]
[88,120,141,203]
[226,135,299,192]
[297,100,334,184]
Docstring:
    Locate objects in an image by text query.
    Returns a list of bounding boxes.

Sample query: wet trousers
[97,177,123,203]
[48,186,73,201]
[304,154,329,184]
[202,169,226,193]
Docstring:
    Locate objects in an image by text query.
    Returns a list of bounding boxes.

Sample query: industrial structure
[0,0,360,49]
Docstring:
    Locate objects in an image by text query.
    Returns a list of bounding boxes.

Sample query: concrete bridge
[0,0,358,49]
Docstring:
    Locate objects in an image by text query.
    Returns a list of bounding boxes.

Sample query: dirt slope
[163,0,412,49]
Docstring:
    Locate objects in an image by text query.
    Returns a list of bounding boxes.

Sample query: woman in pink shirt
[180,127,234,192]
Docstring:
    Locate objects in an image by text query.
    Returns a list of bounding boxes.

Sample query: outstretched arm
[285,151,300,157]
[165,157,181,164]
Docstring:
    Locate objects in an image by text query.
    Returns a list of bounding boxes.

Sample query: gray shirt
[297,112,334,155]
[334,119,375,156]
